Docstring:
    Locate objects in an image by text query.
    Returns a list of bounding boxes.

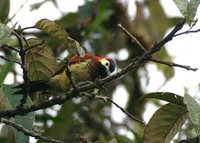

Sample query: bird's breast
[47,60,95,92]
[70,61,93,82]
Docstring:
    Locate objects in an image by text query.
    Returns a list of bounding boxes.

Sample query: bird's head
[97,58,116,78]
[68,54,116,79]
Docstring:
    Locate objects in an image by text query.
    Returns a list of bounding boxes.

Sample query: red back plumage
[69,54,101,65]
[52,54,101,77]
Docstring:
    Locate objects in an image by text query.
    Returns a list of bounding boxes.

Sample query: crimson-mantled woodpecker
[15,54,116,94]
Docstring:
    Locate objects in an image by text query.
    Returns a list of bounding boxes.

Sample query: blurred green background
[0,0,200,142]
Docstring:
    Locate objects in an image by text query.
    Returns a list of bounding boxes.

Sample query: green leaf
[25,38,58,103]
[0,0,10,23]
[173,0,200,25]
[26,38,57,80]
[173,0,188,17]
[144,103,187,143]
[0,23,11,47]
[1,84,35,143]
[184,94,200,138]
[35,19,85,57]
[142,92,184,105]
[187,0,200,24]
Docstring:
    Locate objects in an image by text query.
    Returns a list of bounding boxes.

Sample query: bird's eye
[105,62,109,66]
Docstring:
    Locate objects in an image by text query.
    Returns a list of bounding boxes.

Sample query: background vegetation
[0,0,200,143]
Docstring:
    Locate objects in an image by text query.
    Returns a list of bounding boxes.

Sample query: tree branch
[24,39,45,52]
[175,29,200,37]
[95,94,145,124]
[0,118,65,143]
[12,30,30,108]
[1,44,20,53]
[0,19,196,122]
[0,55,22,66]
[147,19,186,55]
[118,19,198,71]
[117,24,147,53]
[149,57,198,71]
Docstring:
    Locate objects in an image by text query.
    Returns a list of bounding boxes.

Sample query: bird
[15,54,116,94]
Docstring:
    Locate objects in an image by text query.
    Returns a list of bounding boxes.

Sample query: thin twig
[117,24,147,53]
[149,57,198,71]
[0,118,65,143]
[148,19,186,55]
[118,19,197,71]
[174,28,200,37]
[13,31,29,108]
[21,26,36,32]
[58,59,77,89]
[189,19,198,31]
[0,55,22,66]
[65,60,77,89]
[79,92,144,124]
[24,40,45,52]
[2,44,20,53]
[94,94,144,124]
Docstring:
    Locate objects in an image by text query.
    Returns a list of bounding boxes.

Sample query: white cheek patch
[100,59,110,66]
[100,59,111,75]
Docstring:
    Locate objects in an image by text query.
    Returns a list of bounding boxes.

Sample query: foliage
[174,0,200,25]
[0,0,200,143]
[184,94,200,142]
[35,19,85,57]
[0,85,34,143]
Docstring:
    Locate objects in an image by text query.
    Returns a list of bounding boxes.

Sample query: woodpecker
[15,54,116,94]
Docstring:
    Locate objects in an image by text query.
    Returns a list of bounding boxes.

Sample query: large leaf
[35,19,85,56]
[173,0,188,17]
[174,0,200,25]
[184,94,200,140]
[142,92,184,105]
[1,84,34,143]
[25,38,58,103]
[26,38,57,80]
[144,103,188,143]
[187,0,200,24]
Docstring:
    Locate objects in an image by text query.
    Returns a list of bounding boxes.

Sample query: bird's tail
[14,80,50,94]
